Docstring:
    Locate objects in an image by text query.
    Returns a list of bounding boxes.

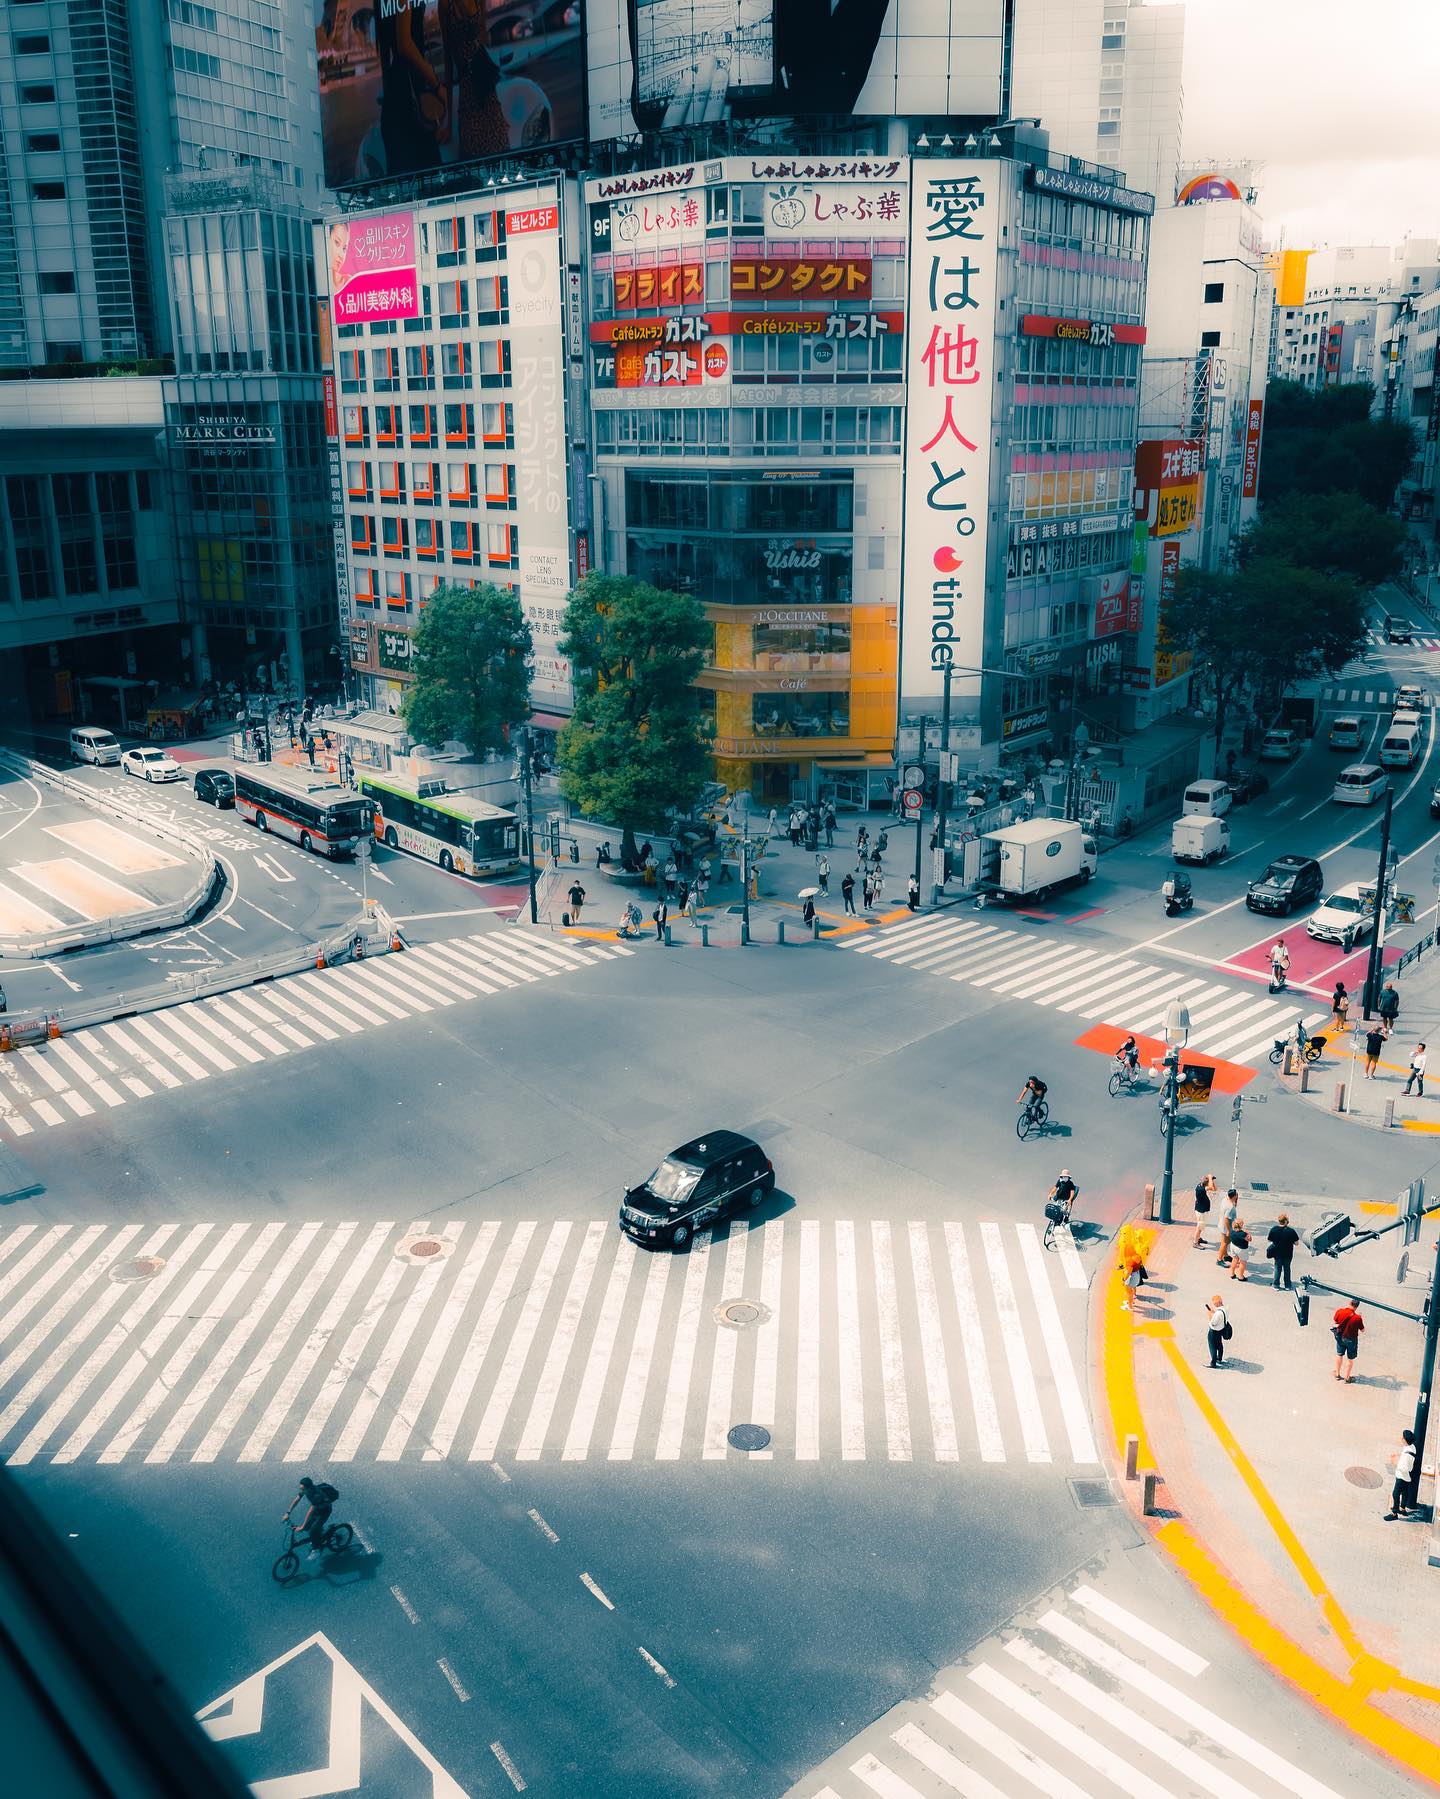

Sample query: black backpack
[310,1482,339,1506]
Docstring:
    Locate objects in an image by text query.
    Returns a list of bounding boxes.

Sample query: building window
[1200,330,1221,348]
[438,279,468,329]
[382,516,409,558]
[415,517,440,559]
[104,534,138,589]
[30,180,65,201]
[487,522,517,568]
[61,537,99,594]
[450,518,476,560]
[351,514,376,555]
[21,83,57,103]
[441,341,471,388]
[25,132,60,151]
[39,270,76,293]
[484,462,514,505]
[16,34,51,54]
[408,404,436,445]
[412,461,439,503]
[447,461,474,504]
[371,346,399,391]
[375,404,401,445]
[444,403,474,447]
[436,215,466,267]
[44,339,82,362]
[346,459,372,500]
[379,459,404,501]
[343,406,369,445]
[481,402,512,448]
[1097,121,1120,136]
[1203,281,1224,303]
[353,568,377,606]
[405,344,433,387]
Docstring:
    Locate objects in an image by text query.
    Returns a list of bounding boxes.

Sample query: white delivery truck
[1171,813,1230,864]
[978,818,1098,903]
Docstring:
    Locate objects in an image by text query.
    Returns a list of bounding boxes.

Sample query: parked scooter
[1162,873,1193,917]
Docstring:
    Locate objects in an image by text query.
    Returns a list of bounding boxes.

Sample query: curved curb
[1093,1227,1440,1786]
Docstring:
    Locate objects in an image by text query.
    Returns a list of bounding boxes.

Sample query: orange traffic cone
[316,950,327,969]
[390,928,404,952]
[46,1015,61,1041]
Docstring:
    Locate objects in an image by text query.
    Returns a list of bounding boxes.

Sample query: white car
[1327,716,1363,751]
[121,746,182,783]
[1306,882,1378,952]
[1260,728,1300,761]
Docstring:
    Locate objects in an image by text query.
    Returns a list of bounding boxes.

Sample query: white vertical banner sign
[901,160,1000,710]
[508,190,575,712]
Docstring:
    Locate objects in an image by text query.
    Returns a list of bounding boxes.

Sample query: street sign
[940,750,961,784]
[901,789,924,819]
[901,763,926,790]
[1024,646,1061,672]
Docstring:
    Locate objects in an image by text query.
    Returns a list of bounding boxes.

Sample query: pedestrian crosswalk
[0,1214,1094,1468]
[1322,680,1429,706]
[793,1575,1346,1799]
[0,931,630,1140]
[1361,626,1439,652]
[850,914,1300,1067]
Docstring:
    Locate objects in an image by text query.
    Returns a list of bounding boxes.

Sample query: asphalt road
[1,899,1427,1797]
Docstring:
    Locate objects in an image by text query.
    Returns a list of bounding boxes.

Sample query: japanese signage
[901,160,1000,704]
[325,212,417,326]
[610,195,707,246]
[730,257,872,300]
[1092,571,1138,638]
[377,628,413,673]
[1135,439,1203,540]
[1242,399,1264,499]
[614,262,704,309]
[1028,165,1155,217]
[592,338,731,389]
[1019,314,1146,347]
[761,183,905,233]
[1154,540,1192,682]
[590,310,902,344]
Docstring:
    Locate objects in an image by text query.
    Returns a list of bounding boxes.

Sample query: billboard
[1242,399,1264,499]
[1135,439,1203,539]
[325,211,418,325]
[586,0,1004,141]
[900,159,1000,706]
[315,0,585,190]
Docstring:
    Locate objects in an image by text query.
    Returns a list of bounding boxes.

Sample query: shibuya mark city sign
[902,161,999,703]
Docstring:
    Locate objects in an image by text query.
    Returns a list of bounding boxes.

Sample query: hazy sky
[1177,0,1440,249]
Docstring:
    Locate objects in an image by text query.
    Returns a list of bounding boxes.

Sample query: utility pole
[1406,1222,1440,1512]
[930,662,954,905]
[740,828,752,945]
[1158,1048,1179,1224]
[1362,787,1394,1015]
[518,724,539,925]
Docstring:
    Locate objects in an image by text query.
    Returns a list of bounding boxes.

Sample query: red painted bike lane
[1221,930,1400,995]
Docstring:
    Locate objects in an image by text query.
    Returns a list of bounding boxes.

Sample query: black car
[1245,853,1324,915]
[1227,768,1270,805]
[193,767,235,808]
[1386,616,1414,644]
[619,1131,775,1249]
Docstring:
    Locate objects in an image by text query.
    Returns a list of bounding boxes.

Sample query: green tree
[1164,557,1367,749]
[1259,380,1417,510]
[400,581,532,759]
[556,573,710,831]
[1240,490,1405,589]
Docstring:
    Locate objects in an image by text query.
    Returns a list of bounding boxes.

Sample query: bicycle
[1107,1061,1146,1097]
[272,1516,354,1583]
[1016,1095,1050,1140]
[1043,1197,1074,1249]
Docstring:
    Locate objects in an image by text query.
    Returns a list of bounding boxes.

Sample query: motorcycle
[1162,873,1193,917]
[1268,961,1289,994]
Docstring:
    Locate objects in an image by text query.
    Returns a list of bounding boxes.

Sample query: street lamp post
[517,724,539,925]
[1158,997,1191,1225]
[930,662,954,906]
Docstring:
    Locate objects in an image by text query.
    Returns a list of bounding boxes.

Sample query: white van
[1333,763,1388,806]
[69,725,121,765]
[1180,778,1233,818]
[1381,723,1420,769]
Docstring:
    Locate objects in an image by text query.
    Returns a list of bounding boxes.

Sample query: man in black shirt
[1048,1169,1078,1219]
[1267,1213,1300,1291]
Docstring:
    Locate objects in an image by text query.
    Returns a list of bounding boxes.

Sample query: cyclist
[1047,1169,1079,1221]
[1269,938,1290,990]
[284,1475,340,1557]
[1115,1035,1140,1079]
[1016,1074,1048,1123]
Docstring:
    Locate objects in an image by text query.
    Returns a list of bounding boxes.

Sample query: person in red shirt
[1333,1300,1365,1383]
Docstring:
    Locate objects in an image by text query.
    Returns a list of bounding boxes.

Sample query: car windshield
[1263,869,1296,888]
[1324,894,1364,914]
[647,1158,700,1203]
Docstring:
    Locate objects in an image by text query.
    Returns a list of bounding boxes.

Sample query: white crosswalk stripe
[0,931,629,1140]
[850,915,1297,1066]
[0,1216,1094,1468]
[792,1577,1346,1799]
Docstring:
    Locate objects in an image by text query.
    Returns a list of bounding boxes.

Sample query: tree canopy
[1164,557,1367,747]
[1239,490,1405,589]
[400,581,532,760]
[556,573,710,828]
[1259,380,1417,511]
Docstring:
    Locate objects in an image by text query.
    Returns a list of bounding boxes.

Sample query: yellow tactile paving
[44,819,182,875]
[13,858,154,922]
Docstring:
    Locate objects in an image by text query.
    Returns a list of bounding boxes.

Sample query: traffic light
[1294,1291,1310,1328]
[1305,1213,1352,1257]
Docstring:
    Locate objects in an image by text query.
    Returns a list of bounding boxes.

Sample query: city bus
[234,765,372,859]
[357,772,520,877]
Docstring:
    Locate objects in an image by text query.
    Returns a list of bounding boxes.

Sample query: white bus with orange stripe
[234,767,371,858]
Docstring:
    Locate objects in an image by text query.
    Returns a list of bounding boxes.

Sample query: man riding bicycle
[1017,1075,1048,1118]
[284,1475,340,1557]
[1047,1169,1078,1221]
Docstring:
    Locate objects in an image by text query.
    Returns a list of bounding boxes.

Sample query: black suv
[193,767,235,808]
[619,1132,775,1249]
[1245,854,1323,915]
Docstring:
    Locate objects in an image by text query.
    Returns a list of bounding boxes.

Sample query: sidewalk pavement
[1097,1188,1440,1784]
[1279,950,1440,1133]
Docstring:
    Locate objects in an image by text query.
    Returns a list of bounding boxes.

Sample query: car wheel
[1080,866,1092,883]
[747,1184,766,1209]
[440,850,454,873]
[299,832,312,855]
[255,810,268,832]
[670,1222,690,1249]
[384,827,398,850]
[1033,885,1050,903]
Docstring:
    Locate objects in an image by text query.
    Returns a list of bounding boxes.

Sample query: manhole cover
[714,1296,770,1329]
[1068,1478,1117,1509]
[728,1423,771,1452]
[1250,1180,1270,1191]
[1345,1465,1384,1489]
[395,1235,454,1264]
[111,1255,166,1283]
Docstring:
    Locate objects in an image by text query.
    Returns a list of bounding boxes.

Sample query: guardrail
[0,748,221,958]
[1394,930,1437,976]
[0,905,401,1041]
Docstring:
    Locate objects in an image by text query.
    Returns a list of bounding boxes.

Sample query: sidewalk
[1281,951,1440,1133]
[1098,1190,1440,1784]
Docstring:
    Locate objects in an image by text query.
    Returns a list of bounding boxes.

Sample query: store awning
[530,712,570,731]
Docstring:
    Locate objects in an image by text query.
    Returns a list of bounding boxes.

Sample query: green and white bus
[357,772,520,878]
